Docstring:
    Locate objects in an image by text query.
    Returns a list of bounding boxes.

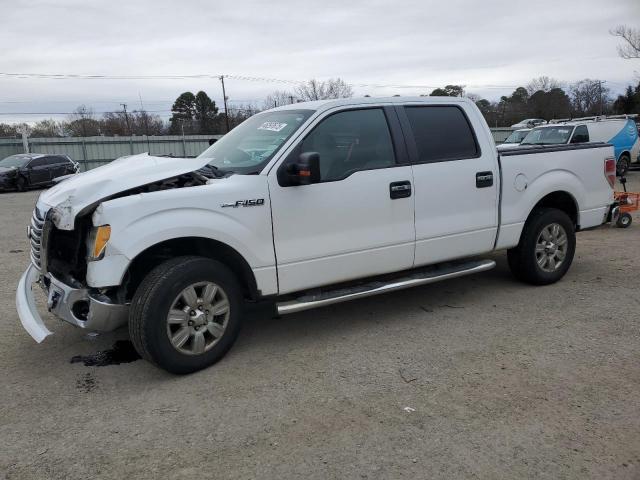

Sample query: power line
[0,98,262,104]
[0,71,522,90]
[0,106,256,116]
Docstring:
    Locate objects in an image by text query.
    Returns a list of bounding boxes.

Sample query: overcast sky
[2,0,639,123]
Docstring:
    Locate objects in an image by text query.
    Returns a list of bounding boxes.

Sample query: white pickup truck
[17,97,616,373]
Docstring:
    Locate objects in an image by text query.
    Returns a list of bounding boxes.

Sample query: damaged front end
[17,201,130,342]
[16,153,217,342]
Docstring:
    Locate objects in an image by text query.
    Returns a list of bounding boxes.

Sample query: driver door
[268,107,415,294]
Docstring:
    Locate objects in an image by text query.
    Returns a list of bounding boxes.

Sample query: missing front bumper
[16,264,129,342]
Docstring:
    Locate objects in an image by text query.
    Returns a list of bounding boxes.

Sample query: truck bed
[496,142,614,250]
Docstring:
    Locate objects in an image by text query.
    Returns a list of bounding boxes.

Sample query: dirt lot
[1,173,639,480]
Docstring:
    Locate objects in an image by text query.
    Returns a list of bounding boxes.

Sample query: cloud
[1,0,638,123]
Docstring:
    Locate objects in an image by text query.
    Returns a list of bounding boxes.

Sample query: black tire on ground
[15,176,26,192]
[617,154,630,177]
[129,256,244,374]
[617,212,632,228]
[507,208,576,285]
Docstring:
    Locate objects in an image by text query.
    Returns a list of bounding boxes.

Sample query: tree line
[1,76,639,138]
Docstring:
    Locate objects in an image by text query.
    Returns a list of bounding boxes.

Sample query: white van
[519,118,639,175]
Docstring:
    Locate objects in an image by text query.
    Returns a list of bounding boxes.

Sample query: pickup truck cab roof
[270,95,472,112]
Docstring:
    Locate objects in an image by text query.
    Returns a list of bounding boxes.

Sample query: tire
[129,256,244,374]
[617,154,630,177]
[15,176,26,192]
[507,208,576,285]
[617,212,632,228]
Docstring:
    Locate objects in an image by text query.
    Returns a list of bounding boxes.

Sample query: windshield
[521,126,574,145]
[198,109,314,174]
[0,155,30,168]
[504,130,530,144]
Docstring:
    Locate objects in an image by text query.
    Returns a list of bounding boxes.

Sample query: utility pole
[139,92,151,153]
[597,80,606,116]
[120,103,131,135]
[289,95,294,104]
[219,75,230,132]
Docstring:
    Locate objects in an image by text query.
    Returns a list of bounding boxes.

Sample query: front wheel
[129,256,244,374]
[507,208,576,285]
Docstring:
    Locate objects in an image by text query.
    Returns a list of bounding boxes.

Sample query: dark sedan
[0,154,79,191]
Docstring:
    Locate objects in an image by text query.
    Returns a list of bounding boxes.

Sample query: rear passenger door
[49,156,70,179]
[397,103,499,266]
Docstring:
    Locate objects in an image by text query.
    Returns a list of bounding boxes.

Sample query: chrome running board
[276,259,496,315]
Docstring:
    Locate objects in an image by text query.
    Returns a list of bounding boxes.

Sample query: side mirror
[286,152,320,185]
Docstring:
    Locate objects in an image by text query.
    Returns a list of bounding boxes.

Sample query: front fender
[87,179,275,289]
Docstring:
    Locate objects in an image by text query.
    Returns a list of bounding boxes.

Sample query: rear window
[404,106,479,163]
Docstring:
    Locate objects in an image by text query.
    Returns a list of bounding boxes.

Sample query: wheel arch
[527,190,579,228]
[123,237,259,302]
[618,149,631,159]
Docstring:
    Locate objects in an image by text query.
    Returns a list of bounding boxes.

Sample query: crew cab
[16,97,615,373]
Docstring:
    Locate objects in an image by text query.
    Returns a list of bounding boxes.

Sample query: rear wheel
[129,256,244,374]
[617,154,630,177]
[507,208,576,285]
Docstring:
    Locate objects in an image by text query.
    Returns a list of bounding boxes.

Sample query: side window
[30,157,47,167]
[46,156,61,165]
[404,106,479,163]
[299,108,395,182]
[570,125,589,144]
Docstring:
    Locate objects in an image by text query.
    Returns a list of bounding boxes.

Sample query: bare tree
[611,25,640,59]
[0,123,18,137]
[64,105,100,136]
[295,78,353,101]
[30,119,64,137]
[569,79,611,116]
[228,103,261,129]
[100,110,165,136]
[526,76,562,95]
[263,90,296,109]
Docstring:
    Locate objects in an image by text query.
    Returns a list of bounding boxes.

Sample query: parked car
[497,128,531,150]
[510,118,546,129]
[17,97,615,373]
[518,118,639,175]
[0,153,79,191]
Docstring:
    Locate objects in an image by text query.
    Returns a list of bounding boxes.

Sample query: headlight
[87,225,111,261]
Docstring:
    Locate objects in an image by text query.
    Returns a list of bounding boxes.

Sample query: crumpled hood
[38,153,210,229]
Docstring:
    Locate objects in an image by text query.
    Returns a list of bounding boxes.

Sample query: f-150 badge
[221,199,265,208]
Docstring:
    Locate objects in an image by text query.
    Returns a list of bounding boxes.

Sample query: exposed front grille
[29,208,46,269]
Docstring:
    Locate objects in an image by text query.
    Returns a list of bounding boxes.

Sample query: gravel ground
[1,173,639,480]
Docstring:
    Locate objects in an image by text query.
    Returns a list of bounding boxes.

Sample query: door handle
[476,171,494,188]
[390,181,411,199]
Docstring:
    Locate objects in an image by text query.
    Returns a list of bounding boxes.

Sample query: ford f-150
[16,97,616,373]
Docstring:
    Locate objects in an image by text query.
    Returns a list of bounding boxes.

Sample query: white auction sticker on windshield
[258,122,287,132]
